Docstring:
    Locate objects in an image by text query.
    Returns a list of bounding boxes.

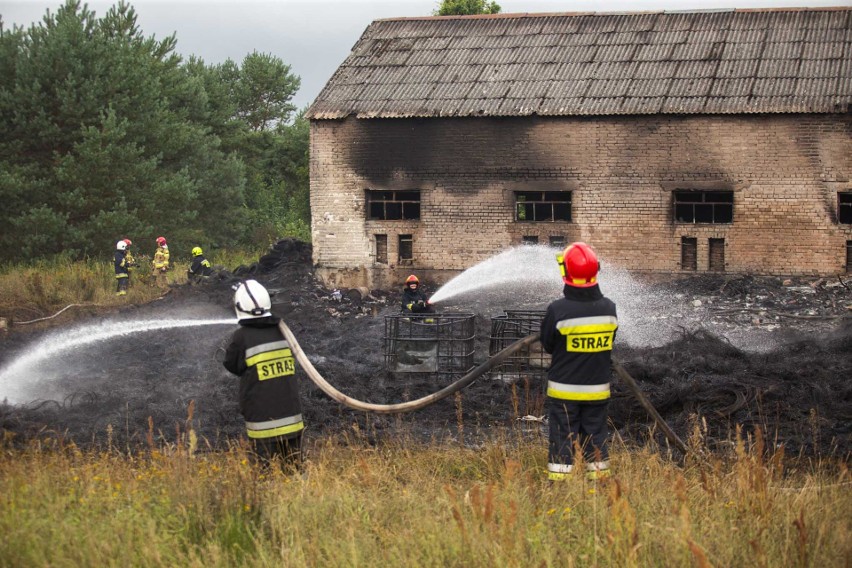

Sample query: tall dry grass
[0,250,261,325]
[0,426,848,567]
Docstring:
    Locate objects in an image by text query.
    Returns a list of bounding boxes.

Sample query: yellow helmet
[191,246,203,257]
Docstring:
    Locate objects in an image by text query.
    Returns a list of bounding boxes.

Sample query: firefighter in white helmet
[114,239,130,296]
[540,242,618,481]
[222,280,303,468]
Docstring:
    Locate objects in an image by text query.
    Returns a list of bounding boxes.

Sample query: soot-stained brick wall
[309,114,852,289]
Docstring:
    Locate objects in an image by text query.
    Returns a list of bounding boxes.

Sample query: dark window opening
[522,236,539,245]
[681,237,697,271]
[398,234,413,262]
[549,236,566,249]
[367,190,421,221]
[674,191,733,224]
[515,191,572,222]
[839,193,852,224]
[375,234,387,265]
[847,241,852,273]
[709,238,725,272]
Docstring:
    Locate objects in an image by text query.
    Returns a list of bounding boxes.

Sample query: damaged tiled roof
[307,8,852,119]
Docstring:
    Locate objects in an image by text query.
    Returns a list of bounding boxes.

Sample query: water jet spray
[0,318,236,405]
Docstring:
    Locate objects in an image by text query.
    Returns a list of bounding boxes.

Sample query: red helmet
[557,242,600,287]
[156,236,167,246]
[123,238,132,247]
[405,274,419,287]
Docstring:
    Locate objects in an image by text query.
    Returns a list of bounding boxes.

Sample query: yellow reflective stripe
[557,316,618,335]
[548,472,569,481]
[547,388,611,401]
[560,324,617,335]
[567,334,615,352]
[547,381,611,401]
[586,469,612,480]
[570,276,596,286]
[257,357,295,380]
[246,348,293,367]
[557,316,617,353]
[246,340,290,358]
[246,421,304,439]
[115,274,128,279]
[557,315,617,327]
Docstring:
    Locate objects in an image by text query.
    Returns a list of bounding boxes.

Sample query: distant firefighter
[223,280,304,470]
[187,246,213,283]
[151,236,170,288]
[122,238,138,277]
[114,239,130,296]
[401,274,433,314]
[541,242,618,481]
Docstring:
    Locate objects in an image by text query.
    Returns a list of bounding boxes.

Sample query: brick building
[306,8,852,289]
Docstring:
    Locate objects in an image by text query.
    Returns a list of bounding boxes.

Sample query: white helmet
[116,240,127,251]
[234,280,272,320]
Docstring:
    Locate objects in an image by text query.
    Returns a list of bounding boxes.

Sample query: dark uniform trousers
[252,433,303,470]
[548,399,610,468]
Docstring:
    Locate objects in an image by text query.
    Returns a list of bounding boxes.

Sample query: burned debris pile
[613,324,851,455]
[1,240,850,456]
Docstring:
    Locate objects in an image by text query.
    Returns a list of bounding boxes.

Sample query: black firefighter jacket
[189,255,213,277]
[114,250,128,278]
[223,316,304,439]
[401,287,430,313]
[540,285,618,403]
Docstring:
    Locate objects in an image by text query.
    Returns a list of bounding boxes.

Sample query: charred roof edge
[375,6,851,22]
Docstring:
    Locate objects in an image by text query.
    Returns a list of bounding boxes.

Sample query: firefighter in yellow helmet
[151,236,170,288]
[540,243,618,481]
[187,246,213,284]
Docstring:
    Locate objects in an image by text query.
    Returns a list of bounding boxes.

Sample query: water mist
[427,245,732,349]
[0,317,236,405]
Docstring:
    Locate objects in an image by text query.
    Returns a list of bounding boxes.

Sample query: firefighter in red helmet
[401,274,432,314]
[152,236,170,288]
[540,242,618,481]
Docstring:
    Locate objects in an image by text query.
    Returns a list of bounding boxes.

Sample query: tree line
[0,1,309,262]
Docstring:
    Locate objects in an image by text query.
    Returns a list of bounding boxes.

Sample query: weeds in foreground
[0,429,848,567]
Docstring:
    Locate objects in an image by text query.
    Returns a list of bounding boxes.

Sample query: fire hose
[279,321,690,456]
[279,320,540,414]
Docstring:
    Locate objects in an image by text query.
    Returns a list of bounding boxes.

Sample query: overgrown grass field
[0,429,848,567]
[0,250,262,325]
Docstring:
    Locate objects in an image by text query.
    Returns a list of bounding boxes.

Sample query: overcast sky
[1,0,844,110]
